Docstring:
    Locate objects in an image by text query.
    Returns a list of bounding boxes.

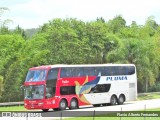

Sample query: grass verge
[0,105,27,111]
[66,108,160,120]
[138,92,160,100]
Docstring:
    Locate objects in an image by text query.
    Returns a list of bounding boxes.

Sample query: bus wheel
[118,95,125,105]
[69,99,78,109]
[42,109,49,112]
[110,95,117,105]
[59,99,67,110]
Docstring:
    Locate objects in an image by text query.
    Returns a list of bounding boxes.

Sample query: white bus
[24,64,137,111]
[81,64,137,106]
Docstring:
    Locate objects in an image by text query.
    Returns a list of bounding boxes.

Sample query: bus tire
[110,95,117,105]
[117,95,125,105]
[59,99,67,110]
[42,109,49,112]
[69,98,78,109]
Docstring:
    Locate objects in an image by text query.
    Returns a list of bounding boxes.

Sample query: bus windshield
[25,70,47,82]
[24,85,44,100]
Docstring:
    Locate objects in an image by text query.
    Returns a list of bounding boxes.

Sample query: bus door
[45,68,59,106]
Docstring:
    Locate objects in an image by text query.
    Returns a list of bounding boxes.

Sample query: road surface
[1,99,160,120]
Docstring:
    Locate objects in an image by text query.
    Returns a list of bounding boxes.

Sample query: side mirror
[20,85,24,89]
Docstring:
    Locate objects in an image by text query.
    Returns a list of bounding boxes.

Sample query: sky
[1,0,160,29]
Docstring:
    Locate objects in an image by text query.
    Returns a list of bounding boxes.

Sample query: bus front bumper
[24,101,45,109]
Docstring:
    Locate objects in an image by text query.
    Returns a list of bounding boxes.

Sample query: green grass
[66,116,160,120]
[66,117,160,120]
[0,105,27,111]
[66,108,160,120]
[138,92,160,100]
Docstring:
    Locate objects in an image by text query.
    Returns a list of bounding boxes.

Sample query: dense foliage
[0,8,160,102]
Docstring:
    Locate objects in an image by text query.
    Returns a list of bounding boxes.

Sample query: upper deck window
[25,70,47,82]
[60,66,135,78]
[47,68,58,80]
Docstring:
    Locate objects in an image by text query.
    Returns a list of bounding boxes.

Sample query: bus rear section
[23,64,137,111]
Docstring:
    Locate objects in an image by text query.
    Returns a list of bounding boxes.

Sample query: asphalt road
[1,99,160,120]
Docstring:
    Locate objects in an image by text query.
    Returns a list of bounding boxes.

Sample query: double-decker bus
[24,64,137,112]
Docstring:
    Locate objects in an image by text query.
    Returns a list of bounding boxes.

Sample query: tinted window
[104,66,135,76]
[60,86,75,95]
[105,67,114,76]
[61,67,98,77]
[46,86,56,98]
[83,67,95,76]
[46,68,58,98]
[61,68,72,78]
[60,66,135,77]
[25,70,47,82]
[106,66,123,76]
[127,66,135,75]
[72,68,83,76]
[95,67,105,76]
[117,66,127,75]
[89,84,111,93]
[24,85,44,99]
[47,68,58,80]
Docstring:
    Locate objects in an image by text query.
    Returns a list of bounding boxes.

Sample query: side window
[105,66,135,76]
[60,86,75,95]
[46,68,58,98]
[60,68,72,78]
[72,68,81,76]
[83,67,95,76]
[95,67,105,76]
[117,67,125,75]
[105,67,114,76]
[47,68,58,80]
[46,86,56,98]
[127,66,135,75]
[89,84,111,93]
[113,66,128,75]
[113,66,119,75]
[79,68,84,76]
[98,84,111,92]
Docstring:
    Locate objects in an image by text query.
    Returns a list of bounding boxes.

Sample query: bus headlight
[24,103,28,106]
[52,100,55,104]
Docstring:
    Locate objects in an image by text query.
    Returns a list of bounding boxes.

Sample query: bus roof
[29,64,135,70]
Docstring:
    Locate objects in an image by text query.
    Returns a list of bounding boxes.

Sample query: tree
[0,76,4,97]
[13,25,27,39]
[0,7,12,34]
[119,21,140,38]
[0,34,25,102]
[0,7,9,20]
[108,15,126,34]
[145,16,158,37]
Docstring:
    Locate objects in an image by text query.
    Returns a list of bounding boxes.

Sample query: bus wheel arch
[69,98,79,109]
[110,94,117,105]
[59,98,68,110]
[42,109,49,112]
[118,94,125,105]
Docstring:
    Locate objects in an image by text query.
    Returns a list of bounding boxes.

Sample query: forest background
[0,7,160,102]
